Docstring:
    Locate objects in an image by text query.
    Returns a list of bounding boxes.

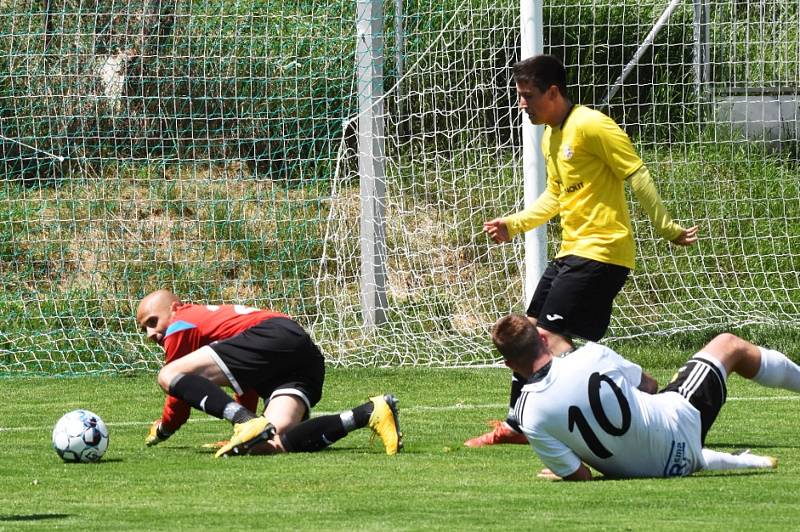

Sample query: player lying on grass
[491,314,800,480]
[136,289,402,457]
[468,54,698,448]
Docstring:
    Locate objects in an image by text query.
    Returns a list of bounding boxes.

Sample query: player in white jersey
[492,314,800,480]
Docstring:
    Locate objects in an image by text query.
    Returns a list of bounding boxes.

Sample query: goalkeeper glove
[145,420,173,446]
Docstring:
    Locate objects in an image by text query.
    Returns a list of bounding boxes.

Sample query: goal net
[0,1,797,373]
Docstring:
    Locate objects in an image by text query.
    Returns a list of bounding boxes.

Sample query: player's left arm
[601,345,657,392]
[637,371,658,394]
[146,395,191,446]
[583,113,698,246]
[146,329,197,446]
[629,166,698,246]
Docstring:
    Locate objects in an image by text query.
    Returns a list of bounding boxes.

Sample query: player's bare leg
[157,345,230,391]
[210,394,307,453]
[263,394,308,434]
[694,333,800,471]
[702,333,800,391]
[157,346,258,425]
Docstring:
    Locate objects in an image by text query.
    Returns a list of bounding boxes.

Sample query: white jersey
[516,343,704,478]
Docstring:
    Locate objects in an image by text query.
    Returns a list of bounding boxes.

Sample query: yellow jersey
[508,105,644,269]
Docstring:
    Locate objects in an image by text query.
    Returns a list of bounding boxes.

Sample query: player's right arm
[526,427,590,481]
[149,389,254,447]
[485,186,560,243]
[561,464,593,481]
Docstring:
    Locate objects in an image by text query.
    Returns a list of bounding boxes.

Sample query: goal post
[356,0,389,328]
[520,0,547,308]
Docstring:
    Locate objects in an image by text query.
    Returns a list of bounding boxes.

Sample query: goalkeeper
[467,54,698,447]
[137,289,402,457]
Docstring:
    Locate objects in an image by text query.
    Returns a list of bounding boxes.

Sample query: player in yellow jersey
[465,54,699,447]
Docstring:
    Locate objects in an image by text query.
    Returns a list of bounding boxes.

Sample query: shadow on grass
[592,469,778,482]
[61,458,124,464]
[192,444,400,457]
[0,514,70,522]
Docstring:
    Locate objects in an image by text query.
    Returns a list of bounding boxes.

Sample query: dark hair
[491,314,545,361]
[512,54,568,97]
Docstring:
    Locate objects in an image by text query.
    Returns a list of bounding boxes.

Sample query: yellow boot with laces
[367,394,403,455]
[215,417,275,458]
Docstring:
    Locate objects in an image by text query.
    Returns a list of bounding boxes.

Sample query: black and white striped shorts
[659,353,728,445]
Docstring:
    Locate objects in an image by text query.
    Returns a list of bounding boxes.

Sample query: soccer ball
[52,409,109,463]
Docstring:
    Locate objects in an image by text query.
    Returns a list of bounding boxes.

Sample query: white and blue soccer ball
[52,409,109,463]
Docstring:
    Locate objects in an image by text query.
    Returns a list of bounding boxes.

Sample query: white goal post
[520,0,548,307]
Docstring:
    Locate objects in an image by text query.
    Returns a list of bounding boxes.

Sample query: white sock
[753,347,800,392]
[701,448,776,471]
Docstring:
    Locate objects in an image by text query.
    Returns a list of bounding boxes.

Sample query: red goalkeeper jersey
[158,303,288,432]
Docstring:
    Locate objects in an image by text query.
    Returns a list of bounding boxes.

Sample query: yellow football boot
[215,417,275,458]
[367,394,403,455]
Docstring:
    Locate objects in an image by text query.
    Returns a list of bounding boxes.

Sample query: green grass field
[3,357,800,531]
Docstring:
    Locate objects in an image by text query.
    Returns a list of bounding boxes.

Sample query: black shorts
[209,317,325,412]
[527,255,629,341]
[659,354,727,445]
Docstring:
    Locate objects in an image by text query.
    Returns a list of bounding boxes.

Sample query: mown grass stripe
[3,395,797,432]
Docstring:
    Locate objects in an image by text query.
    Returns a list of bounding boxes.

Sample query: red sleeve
[158,329,201,433]
[160,395,191,434]
[162,328,201,364]
[235,389,260,414]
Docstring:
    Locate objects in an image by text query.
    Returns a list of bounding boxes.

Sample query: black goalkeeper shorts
[209,317,325,411]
